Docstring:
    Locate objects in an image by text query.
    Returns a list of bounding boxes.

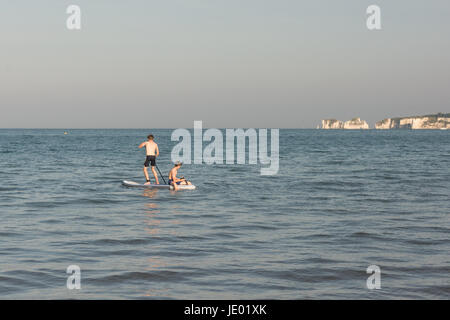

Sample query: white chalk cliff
[321,119,343,129]
[343,118,370,129]
[375,113,450,129]
[320,118,369,129]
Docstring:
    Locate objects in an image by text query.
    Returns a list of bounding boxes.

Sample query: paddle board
[122,180,196,190]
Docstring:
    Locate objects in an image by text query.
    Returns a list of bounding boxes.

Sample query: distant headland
[318,113,449,130]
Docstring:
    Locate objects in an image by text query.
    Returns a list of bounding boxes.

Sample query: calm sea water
[0,129,449,299]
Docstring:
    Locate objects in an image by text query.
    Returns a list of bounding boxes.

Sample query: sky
[1,0,449,128]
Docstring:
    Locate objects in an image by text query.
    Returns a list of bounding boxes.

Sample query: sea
[0,129,449,299]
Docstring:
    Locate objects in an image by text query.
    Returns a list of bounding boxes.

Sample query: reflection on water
[144,215,161,236]
[143,190,161,236]
[146,256,167,271]
[143,286,171,298]
[141,188,173,298]
[142,189,159,200]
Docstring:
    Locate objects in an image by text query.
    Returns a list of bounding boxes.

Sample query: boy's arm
[171,170,178,181]
[173,173,184,182]
[138,141,146,149]
[156,144,159,157]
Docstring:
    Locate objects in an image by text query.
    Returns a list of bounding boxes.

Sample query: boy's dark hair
[147,134,154,140]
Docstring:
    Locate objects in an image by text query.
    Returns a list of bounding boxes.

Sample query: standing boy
[139,135,159,185]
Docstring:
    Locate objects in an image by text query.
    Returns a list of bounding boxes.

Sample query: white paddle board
[122,180,196,190]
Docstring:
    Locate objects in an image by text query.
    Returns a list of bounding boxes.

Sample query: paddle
[155,164,167,185]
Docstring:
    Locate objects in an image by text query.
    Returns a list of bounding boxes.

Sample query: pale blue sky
[1,0,449,128]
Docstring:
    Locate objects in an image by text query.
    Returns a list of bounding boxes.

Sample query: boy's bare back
[144,141,158,156]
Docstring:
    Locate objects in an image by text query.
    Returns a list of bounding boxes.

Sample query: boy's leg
[143,157,151,184]
[143,167,151,184]
[151,166,159,184]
